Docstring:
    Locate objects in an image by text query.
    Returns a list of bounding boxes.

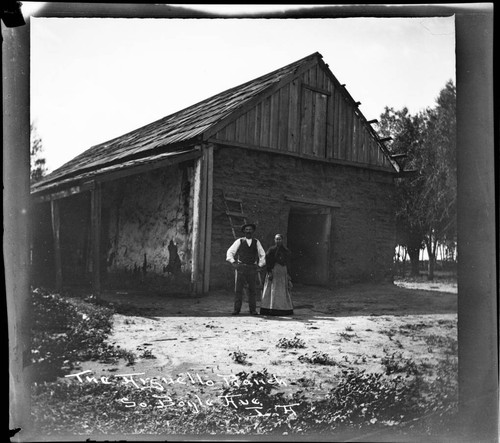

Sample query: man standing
[226,223,266,315]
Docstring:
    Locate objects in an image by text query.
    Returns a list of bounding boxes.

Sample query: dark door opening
[287,208,331,285]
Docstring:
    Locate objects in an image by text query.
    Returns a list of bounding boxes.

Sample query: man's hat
[241,223,257,232]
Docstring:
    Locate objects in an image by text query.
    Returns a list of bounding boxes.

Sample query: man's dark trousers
[234,265,257,313]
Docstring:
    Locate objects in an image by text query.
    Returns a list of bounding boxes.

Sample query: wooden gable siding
[212,62,392,170]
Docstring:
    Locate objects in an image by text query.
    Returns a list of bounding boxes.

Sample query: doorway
[287,207,332,285]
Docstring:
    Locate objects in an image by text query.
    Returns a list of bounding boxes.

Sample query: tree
[30,122,47,184]
[418,81,457,279]
[378,81,457,280]
[378,107,428,276]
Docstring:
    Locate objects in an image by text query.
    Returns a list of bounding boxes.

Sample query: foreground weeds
[30,287,458,438]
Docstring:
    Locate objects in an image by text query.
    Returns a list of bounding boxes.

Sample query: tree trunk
[428,252,435,280]
[408,246,420,276]
[425,235,438,281]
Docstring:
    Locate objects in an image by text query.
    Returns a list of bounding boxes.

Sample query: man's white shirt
[226,237,266,267]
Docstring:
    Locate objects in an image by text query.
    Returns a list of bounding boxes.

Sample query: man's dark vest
[237,239,258,265]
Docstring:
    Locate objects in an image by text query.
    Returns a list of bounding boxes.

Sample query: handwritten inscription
[65,370,298,416]
[65,370,287,389]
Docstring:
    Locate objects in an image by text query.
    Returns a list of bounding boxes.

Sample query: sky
[27,4,456,173]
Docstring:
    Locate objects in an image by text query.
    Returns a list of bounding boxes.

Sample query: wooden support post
[191,146,205,294]
[191,145,214,295]
[203,145,214,293]
[90,183,102,298]
[50,199,63,292]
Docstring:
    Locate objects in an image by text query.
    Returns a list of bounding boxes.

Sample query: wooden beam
[90,183,102,298]
[31,149,202,203]
[33,185,88,203]
[50,199,63,292]
[285,194,341,208]
[191,146,205,294]
[367,119,379,124]
[390,153,408,159]
[302,83,331,97]
[378,137,393,143]
[203,145,214,293]
[208,139,397,174]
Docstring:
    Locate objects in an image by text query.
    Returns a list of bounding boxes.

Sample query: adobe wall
[101,162,195,292]
[209,146,396,289]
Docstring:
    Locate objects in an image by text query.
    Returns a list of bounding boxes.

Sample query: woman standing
[260,234,294,316]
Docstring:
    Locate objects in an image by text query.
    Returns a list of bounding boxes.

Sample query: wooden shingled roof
[31,52,397,195]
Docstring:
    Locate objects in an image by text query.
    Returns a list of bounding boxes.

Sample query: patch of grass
[299,351,337,366]
[276,334,306,349]
[229,349,249,364]
[31,360,459,438]
[339,332,355,341]
[381,352,419,376]
[398,322,431,336]
[30,287,138,381]
[296,377,316,387]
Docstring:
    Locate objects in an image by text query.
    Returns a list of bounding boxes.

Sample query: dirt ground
[75,279,457,404]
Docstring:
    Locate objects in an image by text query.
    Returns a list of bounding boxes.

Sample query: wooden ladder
[222,191,263,291]
[223,191,247,239]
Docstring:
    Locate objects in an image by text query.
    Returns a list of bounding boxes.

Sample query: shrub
[298,351,336,366]
[276,334,306,349]
[229,349,248,364]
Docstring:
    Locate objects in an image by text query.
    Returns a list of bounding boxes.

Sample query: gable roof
[32,52,397,195]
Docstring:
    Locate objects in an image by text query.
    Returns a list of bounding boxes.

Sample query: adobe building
[30,52,406,295]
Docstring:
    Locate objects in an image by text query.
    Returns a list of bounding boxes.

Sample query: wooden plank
[226,120,236,141]
[50,199,63,292]
[203,145,214,293]
[311,64,318,87]
[270,90,280,149]
[299,87,311,155]
[302,68,310,84]
[326,81,335,159]
[236,113,246,144]
[278,84,289,150]
[197,148,208,294]
[287,79,299,153]
[254,102,262,146]
[35,185,84,203]
[352,114,359,162]
[345,101,354,161]
[317,67,324,90]
[191,152,203,292]
[246,107,256,145]
[285,194,341,208]
[360,126,367,163]
[260,96,271,147]
[303,83,331,97]
[90,183,102,297]
[333,86,340,159]
[315,92,328,158]
[339,96,347,160]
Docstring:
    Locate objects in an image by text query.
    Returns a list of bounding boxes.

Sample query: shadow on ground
[95,282,457,319]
